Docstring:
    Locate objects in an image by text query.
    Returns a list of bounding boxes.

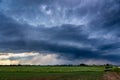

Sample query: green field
[0,66,104,80]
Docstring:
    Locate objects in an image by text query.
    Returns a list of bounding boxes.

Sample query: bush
[112,68,120,73]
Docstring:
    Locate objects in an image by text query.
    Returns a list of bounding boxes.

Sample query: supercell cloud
[0,0,120,65]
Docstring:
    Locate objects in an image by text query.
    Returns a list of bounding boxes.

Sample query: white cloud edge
[0,52,114,65]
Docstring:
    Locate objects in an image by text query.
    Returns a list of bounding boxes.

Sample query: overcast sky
[0,0,120,65]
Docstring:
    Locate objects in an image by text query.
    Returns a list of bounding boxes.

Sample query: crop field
[0,66,105,80]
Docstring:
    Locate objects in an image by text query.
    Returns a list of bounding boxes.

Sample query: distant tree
[18,64,22,66]
[104,64,113,72]
[80,63,87,66]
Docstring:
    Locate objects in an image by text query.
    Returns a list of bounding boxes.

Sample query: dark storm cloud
[0,15,93,53]
[0,0,120,64]
[101,1,120,29]
[100,43,120,51]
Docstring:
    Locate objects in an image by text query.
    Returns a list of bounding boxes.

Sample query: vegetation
[0,65,104,80]
[0,66,104,72]
[0,71,103,80]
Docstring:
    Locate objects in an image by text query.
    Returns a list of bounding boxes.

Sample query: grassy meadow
[0,66,105,80]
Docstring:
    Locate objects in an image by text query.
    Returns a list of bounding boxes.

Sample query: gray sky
[0,0,120,65]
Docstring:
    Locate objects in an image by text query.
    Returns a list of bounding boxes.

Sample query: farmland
[0,66,104,72]
[0,66,105,80]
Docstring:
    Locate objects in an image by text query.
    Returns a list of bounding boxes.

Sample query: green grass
[0,72,103,80]
[0,66,104,80]
[0,66,104,72]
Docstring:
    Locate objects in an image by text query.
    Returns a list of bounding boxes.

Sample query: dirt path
[103,72,120,80]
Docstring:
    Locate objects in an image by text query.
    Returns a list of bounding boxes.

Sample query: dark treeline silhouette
[0,63,115,67]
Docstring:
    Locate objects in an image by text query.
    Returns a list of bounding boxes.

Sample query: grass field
[0,66,104,80]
